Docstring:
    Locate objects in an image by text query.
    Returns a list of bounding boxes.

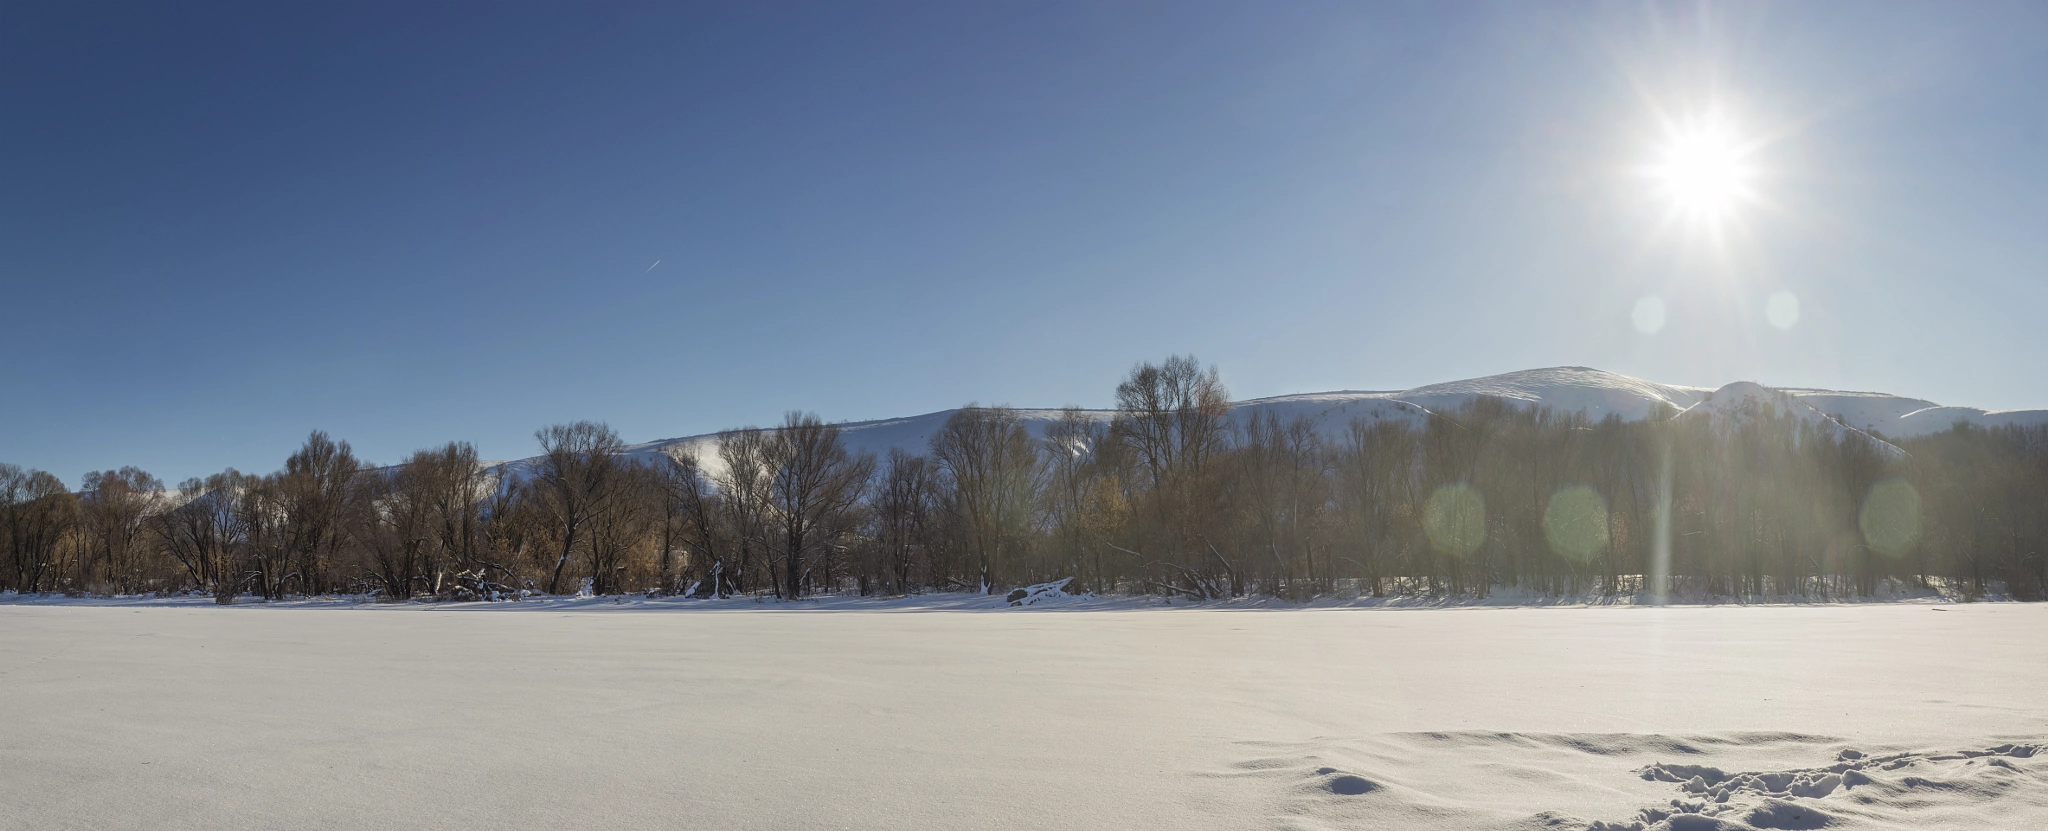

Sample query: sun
[1648,116,1755,221]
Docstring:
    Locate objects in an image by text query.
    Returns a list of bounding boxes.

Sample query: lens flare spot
[1423,484,1487,558]
[1632,297,1667,334]
[1766,291,1800,330]
[1860,478,1922,559]
[1543,485,1610,564]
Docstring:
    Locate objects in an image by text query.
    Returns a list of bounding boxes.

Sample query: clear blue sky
[3,1,2043,484]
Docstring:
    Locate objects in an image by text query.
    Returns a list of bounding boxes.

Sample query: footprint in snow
[1315,767,1379,795]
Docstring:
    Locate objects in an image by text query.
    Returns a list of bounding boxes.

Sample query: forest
[3,356,2044,604]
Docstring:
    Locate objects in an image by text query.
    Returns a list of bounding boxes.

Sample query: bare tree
[147,468,260,602]
[355,463,435,600]
[77,467,167,593]
[413,442,501,597]
[236,473,294,600]
[1113,355,1231,493]
[274,431,363,596]
[1,465,76,593]
[475,465,543,597]
[931,406,1041,593]
[1041,408,1114,592]
[766,412,875,598]
[531,421,626,594]
[875,448,938,594]
[1235,411,1328,598]
[1337,418,1417,597]
[585,458,657,595]
[1110,355,1232,596]
[715,428,775,595]
[655,447,724,596]
[340,442,492,601]
[153,474,239,596]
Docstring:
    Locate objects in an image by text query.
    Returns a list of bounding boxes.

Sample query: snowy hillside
[1681,382,1910,459]
[1779,389,2048,440]
[494,367,2046,477]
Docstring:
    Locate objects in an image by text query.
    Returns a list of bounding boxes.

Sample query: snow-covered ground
[3,601,2043,830]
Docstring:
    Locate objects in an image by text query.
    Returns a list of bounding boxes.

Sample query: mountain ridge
[491,367,2048,478]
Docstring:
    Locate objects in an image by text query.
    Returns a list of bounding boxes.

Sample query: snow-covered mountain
[1678,381,1909,460]
[493,367,2047,478]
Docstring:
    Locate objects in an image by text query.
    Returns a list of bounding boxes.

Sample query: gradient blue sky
[3,1,2044,484]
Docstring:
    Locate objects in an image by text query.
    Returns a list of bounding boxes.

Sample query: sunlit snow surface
[3,598,2044,830]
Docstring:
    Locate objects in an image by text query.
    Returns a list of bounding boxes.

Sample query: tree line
[3,355,2044,603]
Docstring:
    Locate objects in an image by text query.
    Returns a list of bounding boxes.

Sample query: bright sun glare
[1649,117,1754,221]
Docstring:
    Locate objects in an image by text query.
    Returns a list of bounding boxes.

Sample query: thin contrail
[644,260,661,274]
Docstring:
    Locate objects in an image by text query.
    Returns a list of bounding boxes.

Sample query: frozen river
[3,600,2042,830]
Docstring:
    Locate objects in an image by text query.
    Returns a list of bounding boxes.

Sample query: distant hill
[490,367,2047,478]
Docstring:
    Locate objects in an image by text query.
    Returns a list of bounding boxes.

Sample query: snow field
[1,602,2043,830]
